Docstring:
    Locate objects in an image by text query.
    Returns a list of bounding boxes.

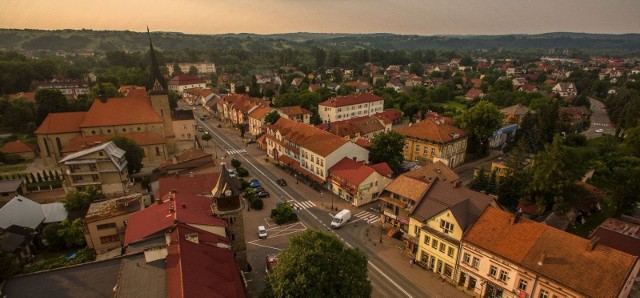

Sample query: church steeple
[147,27,167,95]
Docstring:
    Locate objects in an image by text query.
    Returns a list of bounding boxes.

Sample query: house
[407,180,497,282]
[464,88,485,101]
[488,124,518,149]
[0,225,37,265]
[396,119,467,168]
[0,180,24,205]
[84,193,144,254]
[165,62,216,76]
[248,106,274,136]
[327,157,393,207]
[266,118,369,185]
[167,74,207,94]
[500,103,531,124]
[149,148,216,195]
[318,94,385,123]
[0,140,37,161]
[172,109,196,141]
[552,82,578,98]
[58,141,129,197]
[590,217,640,256]
[517,84,539,93]
[458,206,640,298]
[217,94,269,126]
[0,195,67,230]
[34,79,90,99]
[276,106,312,124]
[316,115,391,141]
[8,92,36,103]
[559,106,591,127]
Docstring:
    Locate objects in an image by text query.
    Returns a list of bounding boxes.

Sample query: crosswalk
[354,210,380,224]
[226,149,247,155]
[593,123,609,126]
[288,200,316,210]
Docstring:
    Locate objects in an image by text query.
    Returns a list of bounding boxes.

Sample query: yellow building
[396,119,467,168]
[84,193,144,255]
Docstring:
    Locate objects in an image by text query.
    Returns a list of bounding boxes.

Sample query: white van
[331,209,351,229]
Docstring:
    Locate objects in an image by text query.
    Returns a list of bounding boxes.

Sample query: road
[585,97,616,138]
[192,111,434,298]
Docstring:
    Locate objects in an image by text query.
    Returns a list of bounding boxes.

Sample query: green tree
[231,158,242,168]
[172,63,183,75]
[57,219,86,247]
[312,47,326,68]
[42,222,65,250]
[456,100,504,155]
[264,110,281,125]
[201,133,212,146]
[469,167,488,191]
[35,88,69,125]
[108,135,145,173]
[62,186,106,211]
[263,230,371,298]
[607,156,640,216]
[188,65,198,75]
[87,82,119,101]
[0,250,20,280]
[369,131,405,173]
[168,90,179,110]
[270,203,298,225]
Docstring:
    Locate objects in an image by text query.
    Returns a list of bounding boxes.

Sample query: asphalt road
[193,112,433,298]
[585,97,616,138]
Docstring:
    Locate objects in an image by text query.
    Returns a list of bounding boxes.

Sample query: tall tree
[56,219,87,247]
[62,186,106,211]
[264,110,281,125]
[263,230,371,298]
[607,156,640,217]
[456,100,504,155]
[108,135,145,173]
[369,131,405,173]
[35,88,69,125]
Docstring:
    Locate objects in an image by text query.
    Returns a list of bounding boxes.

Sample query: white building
[166,62,216,76]
[318,94,385,123]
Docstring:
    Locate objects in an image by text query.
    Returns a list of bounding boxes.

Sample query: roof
[317,115,386,138]
[0,140,36,154]
[41,202,68,224]
[463,207,546,263]
[80,96,163,127]
[0,195,45,229]
[500,103,531,116]
[162,148,211,167]
[0,225,35,253]
[166,226,246,298]
[8,91,36,102]
[276,106,312,116]
[465,88,484,98]
[370,162,393,177]
[211,165,242,199]
[374,109,403,123]
[319,93,383,108]
[248,106,273,120]
[328,158,377,186]
[61,132,165,153]
[396,119,466,144]
[59,141,126,172]
[34,111,86,134]
[168,74,206,86]
[385,176,432,203]
[172,109,195,121]
[85,193,144,223]
[590,218,640,256]
[521,224,637,297]
[403,161,459,183]
[115,253,166,298]
[268,117,348,157]
[0,179,22,193]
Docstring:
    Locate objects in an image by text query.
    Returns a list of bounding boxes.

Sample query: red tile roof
[370,162,393,177]
[354,138,371,148]
[61,132,165,153]
[8,92,36,102]
[395,118,466,144]
[590,218,640,256]
[34,111,86,134]
[166,226,245,298]
[80,97,163,128]
[277,106,312,116]
[374,109,403,123]
[168,74,206,86]
[329,158,375,186]
[465,88,484,99]
[319,94,383,108]
[157,172,221,198]
[0,140,36,154]
[268,118,348,157]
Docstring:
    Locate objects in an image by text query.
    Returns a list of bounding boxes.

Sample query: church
[34,32,176,167]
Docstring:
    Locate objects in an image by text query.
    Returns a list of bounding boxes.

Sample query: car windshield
[332,218,341,224]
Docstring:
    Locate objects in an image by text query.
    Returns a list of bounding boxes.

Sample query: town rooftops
[34,111,87,134]
[590,218,640,256]
[85,193,144,223]
[61,132,165,154]
[276,106,312,117]
[168,74,206,86]
[269,117,348,157]
[319,93,383,108]
[0,179,23,194]
[80,96,163,128]
[0,140,36,154]
[396,118,466,144]
[500,103,531,116]
[329,158,386,186]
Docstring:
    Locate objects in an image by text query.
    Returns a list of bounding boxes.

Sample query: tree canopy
[35,88,69,125]
[263,230,371,298]
[455,100,504,155]
[62,186,106,211]
[264,110,281,125]
[108,135,145,173]
[369,131,405,173]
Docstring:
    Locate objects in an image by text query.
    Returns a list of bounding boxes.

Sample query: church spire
[147,27,167,95]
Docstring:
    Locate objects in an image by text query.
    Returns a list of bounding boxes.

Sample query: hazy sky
[1,0,639,35]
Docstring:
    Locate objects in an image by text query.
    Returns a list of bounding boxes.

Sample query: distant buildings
[168,74,207,94]
[165,62,217,76]
[396,119,467,168]
[318,94,385,123]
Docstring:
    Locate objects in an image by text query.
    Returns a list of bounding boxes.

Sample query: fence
[0,169,64,191]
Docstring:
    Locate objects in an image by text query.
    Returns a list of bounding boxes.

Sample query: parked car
[276,179,287,186]
[249,179,261,188]
[255,191,270,198]
[198,127,204,132]
[258,226,268,239]
[246,138,256,144]
[596,128,604,133]
[228,169,237,178]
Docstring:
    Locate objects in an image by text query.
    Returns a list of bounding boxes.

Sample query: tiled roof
[328,157,375,186]
[385,176,432,203]
[277,106,312,116]
[403,161,459,183]
[80,96,163,128]
[374,109,402,123]
[168,74,206,86]
[465,88,484,98]
[370,163,393,177]
[8,92,36,102]
[166,226,246,298]
[318,115,386,138]
[396,119,466,144]
[500,103,531,116]
[85,193,144,223]
[590,218,640,256]
[157,172,220,199]
[161,148,211,167]
[61,132,165,153]
[354,138,371,148]
[319,93,383,108]
[248,106,273,120]
[269,118,348,157]
[0,140,36,154]
[34,111,86,134]
[521,224,637,297]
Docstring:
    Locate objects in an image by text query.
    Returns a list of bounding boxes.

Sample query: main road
[585,97,616,138]
[193,113,435,298]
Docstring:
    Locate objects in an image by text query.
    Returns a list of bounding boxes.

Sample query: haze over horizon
[1,0,639,36]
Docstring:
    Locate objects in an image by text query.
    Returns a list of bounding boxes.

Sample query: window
[440,220,454,234]
[431,148,436,156]
[472,257,479,269]
[122,128,126,132]
[539,290,549,298]
[423,235,431,245]
[97,223,117,230]
[447,247,454,257]
[414,225,420,235]
[91,174,99,181]
[415,145,420,152]
[499,270,508,282]
[463,253,470,264]
[423,147,428,154]
[489,265,497,277]
[155,146,161,156]
[518,279,528,291]
[99,234,120,244]
[439,243,445,253]
[431,239,438,249]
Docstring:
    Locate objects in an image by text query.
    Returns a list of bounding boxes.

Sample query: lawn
[433,100,467,113]
[0,165,27,173]
[567,205,614,238]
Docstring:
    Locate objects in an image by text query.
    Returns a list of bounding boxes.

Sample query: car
[255,191,270,198]
[276,178,287,186]
[198,127,204,132]
[258,226,268,239]
[596,128,604,133]
[249,179,261,188]
[249,187,265,194]
[204,115,210,119]
[246,138,256,144]
[228,169,237,178]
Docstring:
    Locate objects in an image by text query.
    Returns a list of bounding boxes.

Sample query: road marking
[288,200,316,210]
[354,210,381,224]
[226,149,247,155]
[246,241,283,251]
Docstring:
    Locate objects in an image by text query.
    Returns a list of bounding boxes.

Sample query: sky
[1,0,639,35]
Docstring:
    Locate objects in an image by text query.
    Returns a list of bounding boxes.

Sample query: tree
[201,133,212,146]
[87,82,119,102]
[188,65,198,75]
[168,90,179,110]
[607,156,640,216]
[312,47,326,68]
[270,203,298,225]
[456,100,504,156]
[369,131,405,173]
[264,110,281,125]
[108,135,145,173]
[62,186,106,211]
[172,63,183,75]
[263,230,371,298]
[42,222,65,250]
[35,88,69,125]
[231,158,242,168]
[0,250,19,280]
[56,219,86,247]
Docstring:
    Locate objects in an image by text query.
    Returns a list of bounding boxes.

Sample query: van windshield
[332,218,341,224]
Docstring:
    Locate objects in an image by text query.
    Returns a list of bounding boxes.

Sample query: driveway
[585,97,616,138]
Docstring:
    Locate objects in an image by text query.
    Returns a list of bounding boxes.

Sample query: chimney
[453,180,462,188]
[537,252,546,266]
[156,198,163,205]
[587,236,600,251]
[512,209,523,224]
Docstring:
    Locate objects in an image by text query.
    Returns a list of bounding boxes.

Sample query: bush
[250,197,264,210]
[236,167,249,177]
[240,179,250,190]
[564,133,588,147]
[231,158,242,168]
[271,202,298,225]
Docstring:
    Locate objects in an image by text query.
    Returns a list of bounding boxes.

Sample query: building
[34,79,89,98]
[317,115,391,142]
[266,118,369,185]
[276,106,312,124]
[167,74,207,94]
[327,157,393,207]
[590,217,640,256]
[464,88,485,101]
[58,141,129,197]
[0,225,37,265]
[552,82,578,98]
[247,106,274,136]
[84,193,144,254]
[172,109,196,141]
[396,119,467,168]
[458,207,640,298]
[318,94,385,123]
[166,62,217,76]
[35,35,176,167]
[0,195,67,230]
[0,180,24,205]
[500,103,531,124]
[0,140,37,161]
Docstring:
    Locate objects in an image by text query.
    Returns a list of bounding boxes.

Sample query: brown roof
[85,194,143,223]
[0,140,36,154]
[319,94,383,108]
[268,118,347,157]
[34,112,87,134]
[465,88,484,98]
[590,218,640,256]
[8,92,36,102]
[385,176,432,203]
[80,97,163,128]
[403,161,459,183]
[500,103,531,116]
[277,106,312,117]
[168,74,205,86]
[248,106,273,120]
[328,158,377,186]
[396,119,466,144]
[61,132,165,153]
[317,115,386,138]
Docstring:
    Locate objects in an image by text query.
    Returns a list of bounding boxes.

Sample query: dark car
[255,191,270,198]
[249,180,262,188]
[246,138,256,144]
[276,179,287,186]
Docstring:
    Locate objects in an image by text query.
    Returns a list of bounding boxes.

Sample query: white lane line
[246,241,283,251]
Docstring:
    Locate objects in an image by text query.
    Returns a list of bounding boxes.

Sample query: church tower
[211,163,248,270]
[147,28,176,153]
